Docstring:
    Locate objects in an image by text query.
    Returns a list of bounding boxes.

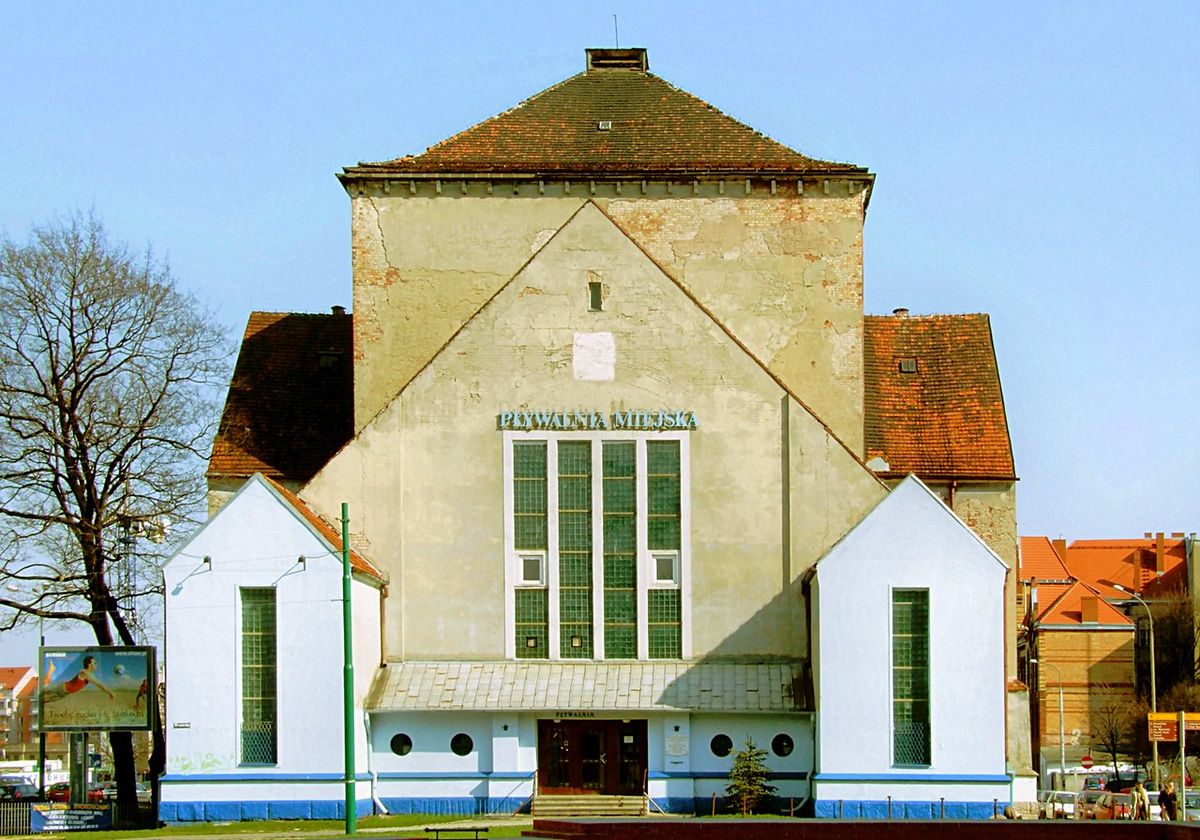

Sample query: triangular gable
[1036,579,1132,628]
[809,474,1008,578]
[334,198,883,488]
[164,474,383,584]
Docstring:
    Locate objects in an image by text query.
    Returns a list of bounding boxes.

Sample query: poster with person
[38,647,154,731]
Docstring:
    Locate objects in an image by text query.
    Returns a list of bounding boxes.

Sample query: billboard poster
[30,803,113,833]
[39,646,155,731]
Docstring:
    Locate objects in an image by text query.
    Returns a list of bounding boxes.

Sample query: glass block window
[892,589,930,766]
[646,441,681,657]
[240,588,277,765]
[647,589,681,658]
[515,587,549,658]
[558,441,593,658]
[602,441,637,658]
[513,442,548,550]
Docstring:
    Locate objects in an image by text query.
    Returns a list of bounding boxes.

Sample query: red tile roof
[1020,536,1071,583]
[863,313,1016,480]
[1066,537,1188,600]
[263,477,382,581]
[0,666,32,691]
[1036,580,1133,628]
[341,51,865,179]
[209,312,353,483]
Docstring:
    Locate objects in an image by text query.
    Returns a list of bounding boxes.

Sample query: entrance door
[537,719,646,795]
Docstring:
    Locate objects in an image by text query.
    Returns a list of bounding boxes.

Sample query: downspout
[362,712,388,815]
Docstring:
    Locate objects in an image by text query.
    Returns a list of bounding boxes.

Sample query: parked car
[1037,789,1077,819]
[86,783,106,803]
[0,782,39,800]
[1093,792,1132,820]
[1076,789,1109,819]
[1185,790,1200,821]
[101,782,152,804]
[44,782,71,802]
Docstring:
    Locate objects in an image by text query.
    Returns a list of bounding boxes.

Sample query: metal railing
[0,802,32,836]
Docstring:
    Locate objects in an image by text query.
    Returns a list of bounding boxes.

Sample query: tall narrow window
[558,442,593,658]
[892,589,930,765]
[241,588,277,764]
[514,442,549,658]
[602,442,637,658]
[646,441,681,658]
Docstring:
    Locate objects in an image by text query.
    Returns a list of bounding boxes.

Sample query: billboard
[38,646,155,731]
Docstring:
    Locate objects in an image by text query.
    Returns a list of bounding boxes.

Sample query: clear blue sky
[1,2,1197,661]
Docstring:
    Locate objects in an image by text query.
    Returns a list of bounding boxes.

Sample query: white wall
[814,477,1007,795]
[163,477,380,795]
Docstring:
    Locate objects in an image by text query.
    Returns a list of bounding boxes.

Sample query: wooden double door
[537,719,647,795]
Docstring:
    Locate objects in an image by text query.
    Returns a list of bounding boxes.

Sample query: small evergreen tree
[726,738,777,815]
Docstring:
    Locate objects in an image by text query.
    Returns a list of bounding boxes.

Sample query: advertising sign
[30,803,113,833]
[39,646,155,732]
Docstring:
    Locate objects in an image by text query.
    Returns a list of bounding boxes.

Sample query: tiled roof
[1020,536,1071,583]
[1036,580,1132,628]
[262,477,382,581]
[863,313,1015,480]
[0,666,32,691]
[209,312,353,483]
[1066,537,1188,600]
[342,52,864,178]
[367,660,804,713]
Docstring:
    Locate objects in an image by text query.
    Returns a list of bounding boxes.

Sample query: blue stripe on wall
[813,773,1011,783]
[814,799,1006,820]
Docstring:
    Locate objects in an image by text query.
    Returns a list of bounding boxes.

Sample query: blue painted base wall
[164,796,1007,822]
[813,799,1006,820]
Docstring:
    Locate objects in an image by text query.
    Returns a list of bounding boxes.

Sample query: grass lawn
[31,813,531,839]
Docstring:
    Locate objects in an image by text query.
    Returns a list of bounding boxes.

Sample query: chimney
[585,48,648,72]
[1052,538,1067,565]
[892,307,910,318]
[1156,532,1167,575]
[331,305,346,316]
[1081,595,1100,623]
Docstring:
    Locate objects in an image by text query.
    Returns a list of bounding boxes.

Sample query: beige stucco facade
[307,197,884,662]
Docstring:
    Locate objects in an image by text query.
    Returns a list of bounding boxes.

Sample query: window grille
[892,589,930,765]
[241,588,277,764]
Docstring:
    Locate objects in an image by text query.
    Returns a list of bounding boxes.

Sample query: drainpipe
[362,712,388,815]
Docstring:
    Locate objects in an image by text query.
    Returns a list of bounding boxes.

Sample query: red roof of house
[863,313,1015,480]
[208,312,353,483]
[263,477,382,581]
[1036,580,1133,628]
[0,666,33,692]
[341,49,865,179]
[1066,537,1188,600]
[1020,536,1072,583]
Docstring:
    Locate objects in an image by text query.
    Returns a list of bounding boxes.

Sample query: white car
[101,782,152,804]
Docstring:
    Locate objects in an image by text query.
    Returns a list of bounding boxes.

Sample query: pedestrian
[1159,780,1179,821]
[1132,780,1151,820]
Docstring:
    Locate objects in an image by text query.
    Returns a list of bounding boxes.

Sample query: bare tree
[1092,688,1137,786]
[0,213,227,820]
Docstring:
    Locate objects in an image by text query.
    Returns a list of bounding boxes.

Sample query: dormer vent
[586,48,649,72]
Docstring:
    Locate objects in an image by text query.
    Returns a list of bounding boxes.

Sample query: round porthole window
[710,734,733,757]
[772,733,794,757]
[451,733,474,756]
[389,733,412,756]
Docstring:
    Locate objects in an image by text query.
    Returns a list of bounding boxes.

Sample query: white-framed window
[650,551,680,587]
[503,431,690,661]
[516,551,547,587]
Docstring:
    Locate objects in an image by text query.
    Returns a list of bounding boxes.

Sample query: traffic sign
[1080,755,1093,768]
[1148,711,1200,742]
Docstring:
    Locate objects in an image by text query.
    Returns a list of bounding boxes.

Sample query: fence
[0,802,31,836]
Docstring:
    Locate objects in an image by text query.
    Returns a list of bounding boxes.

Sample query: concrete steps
[532,794,647,817]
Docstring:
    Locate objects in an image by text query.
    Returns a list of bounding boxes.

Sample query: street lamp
[1114,584,1158,789]
[1031,658,1066,789]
